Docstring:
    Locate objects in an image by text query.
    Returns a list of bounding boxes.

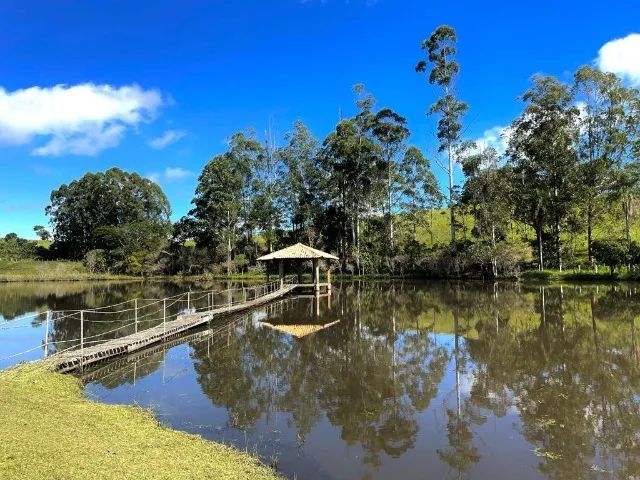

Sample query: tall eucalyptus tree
[508,76,580,270]
[416,25,468,244]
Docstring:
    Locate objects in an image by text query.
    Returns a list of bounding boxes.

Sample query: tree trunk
[448,143,456,244]
[356,214,361,275]
[226,209,232,276]
[624,196,632,246]
[536,224,544,271]
[491,224,497,278]
[587,202,594,263]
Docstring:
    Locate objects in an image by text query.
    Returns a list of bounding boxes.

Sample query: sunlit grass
[0,364,281,480]
[0,259,128,282]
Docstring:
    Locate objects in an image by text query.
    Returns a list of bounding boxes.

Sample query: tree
[508,76,579,270]
[461,146,514,277]
[591,239,627,275]
[189,153,245,274]
[573,66,627,261]
[613,163,640,245]
[46,167,171,259]
[33,225,51,241]
[318,117,379,272]
[370,107,410,253]
[416,25,468,244]
[400,146,442,242]
[187,131,265,274]
[278,121,323,246]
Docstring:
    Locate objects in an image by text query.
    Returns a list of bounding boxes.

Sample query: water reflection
[85,281,640,479]
[4,280,640,478]
[0,280,244,368]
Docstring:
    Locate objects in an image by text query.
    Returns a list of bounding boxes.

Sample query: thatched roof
[260,320,340,338]
[256,243,338,261]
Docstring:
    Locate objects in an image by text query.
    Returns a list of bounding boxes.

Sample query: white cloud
[148,129,186,149]
[146,167,193,183]
[596,33,640,86]
[0,83,164,156]
[164,167,192,180]
[473,125,511,155]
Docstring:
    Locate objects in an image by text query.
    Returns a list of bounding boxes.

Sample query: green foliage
[33,225,51,241]
[0,233,46,261]
[83,249,108,274]
[23,34,640,280]
[46,167,171,259]
[508,76,580,269]
[416,25,468,243]
[591,239,629,274]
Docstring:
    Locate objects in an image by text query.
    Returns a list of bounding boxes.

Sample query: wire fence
[0,276,299,369]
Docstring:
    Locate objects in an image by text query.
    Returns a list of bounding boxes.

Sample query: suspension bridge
[0,277,315,374]
[50,278,302,372]
[0,243,339,374]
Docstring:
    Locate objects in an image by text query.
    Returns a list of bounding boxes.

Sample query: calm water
[2,280,640,479]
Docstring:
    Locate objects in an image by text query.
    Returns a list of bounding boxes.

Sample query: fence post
[43,310,50,358]
[134,298,138,334]
[163,299,166,339]
[80,310,84,371]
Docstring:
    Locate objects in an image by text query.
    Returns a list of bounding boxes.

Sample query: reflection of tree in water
[192,319,292,428]
[190,284,450,467]
[81,281,640,478]
[467,284,640,479]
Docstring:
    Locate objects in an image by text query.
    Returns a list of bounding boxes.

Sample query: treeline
[8,25,640,278]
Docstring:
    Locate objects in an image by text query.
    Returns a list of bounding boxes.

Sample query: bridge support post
[187,291,191,311]
[43,310,50,359]
[163,299,166,339]
[134,299,138,334]
[80,310,84,371]
[279,260,284,288]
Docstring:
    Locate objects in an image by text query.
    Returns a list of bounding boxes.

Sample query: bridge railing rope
[0,276,299,368]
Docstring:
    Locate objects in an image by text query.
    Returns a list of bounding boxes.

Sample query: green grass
[415,207,640,264]
[0,259,134,282]
[0,364,281,480]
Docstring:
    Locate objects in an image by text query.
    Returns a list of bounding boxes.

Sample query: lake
[2,279,640,479]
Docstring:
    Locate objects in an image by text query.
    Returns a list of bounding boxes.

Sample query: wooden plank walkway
[52,283,299,373]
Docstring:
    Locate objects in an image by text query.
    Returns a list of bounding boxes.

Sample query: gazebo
[257,243,338,292]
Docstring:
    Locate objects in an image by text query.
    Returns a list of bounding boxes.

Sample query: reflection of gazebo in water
[260,320,341,338]
[257,243,338,293]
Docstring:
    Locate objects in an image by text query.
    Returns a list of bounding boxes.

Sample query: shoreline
[1,272,638,284]
[0,364,281,480]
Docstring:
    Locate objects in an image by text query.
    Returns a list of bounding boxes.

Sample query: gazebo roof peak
[256,243,338,261]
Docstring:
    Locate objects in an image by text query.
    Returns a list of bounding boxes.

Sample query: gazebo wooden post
[297,262,303,284]
[327,267,332,292]
[266,260,271,282]
[313,258,320,292]
[278,259,284,288]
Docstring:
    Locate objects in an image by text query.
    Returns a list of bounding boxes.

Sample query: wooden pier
[51,283,298,373]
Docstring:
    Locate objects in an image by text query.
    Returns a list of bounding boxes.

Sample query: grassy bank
[0,365,281,480]
[520,268,640,283]
[0,260,135,282]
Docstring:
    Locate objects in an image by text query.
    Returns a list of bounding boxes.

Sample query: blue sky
[1,0,639,238]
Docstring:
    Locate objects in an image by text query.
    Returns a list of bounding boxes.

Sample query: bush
[592,239,628,275]
[83,249,108,273]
